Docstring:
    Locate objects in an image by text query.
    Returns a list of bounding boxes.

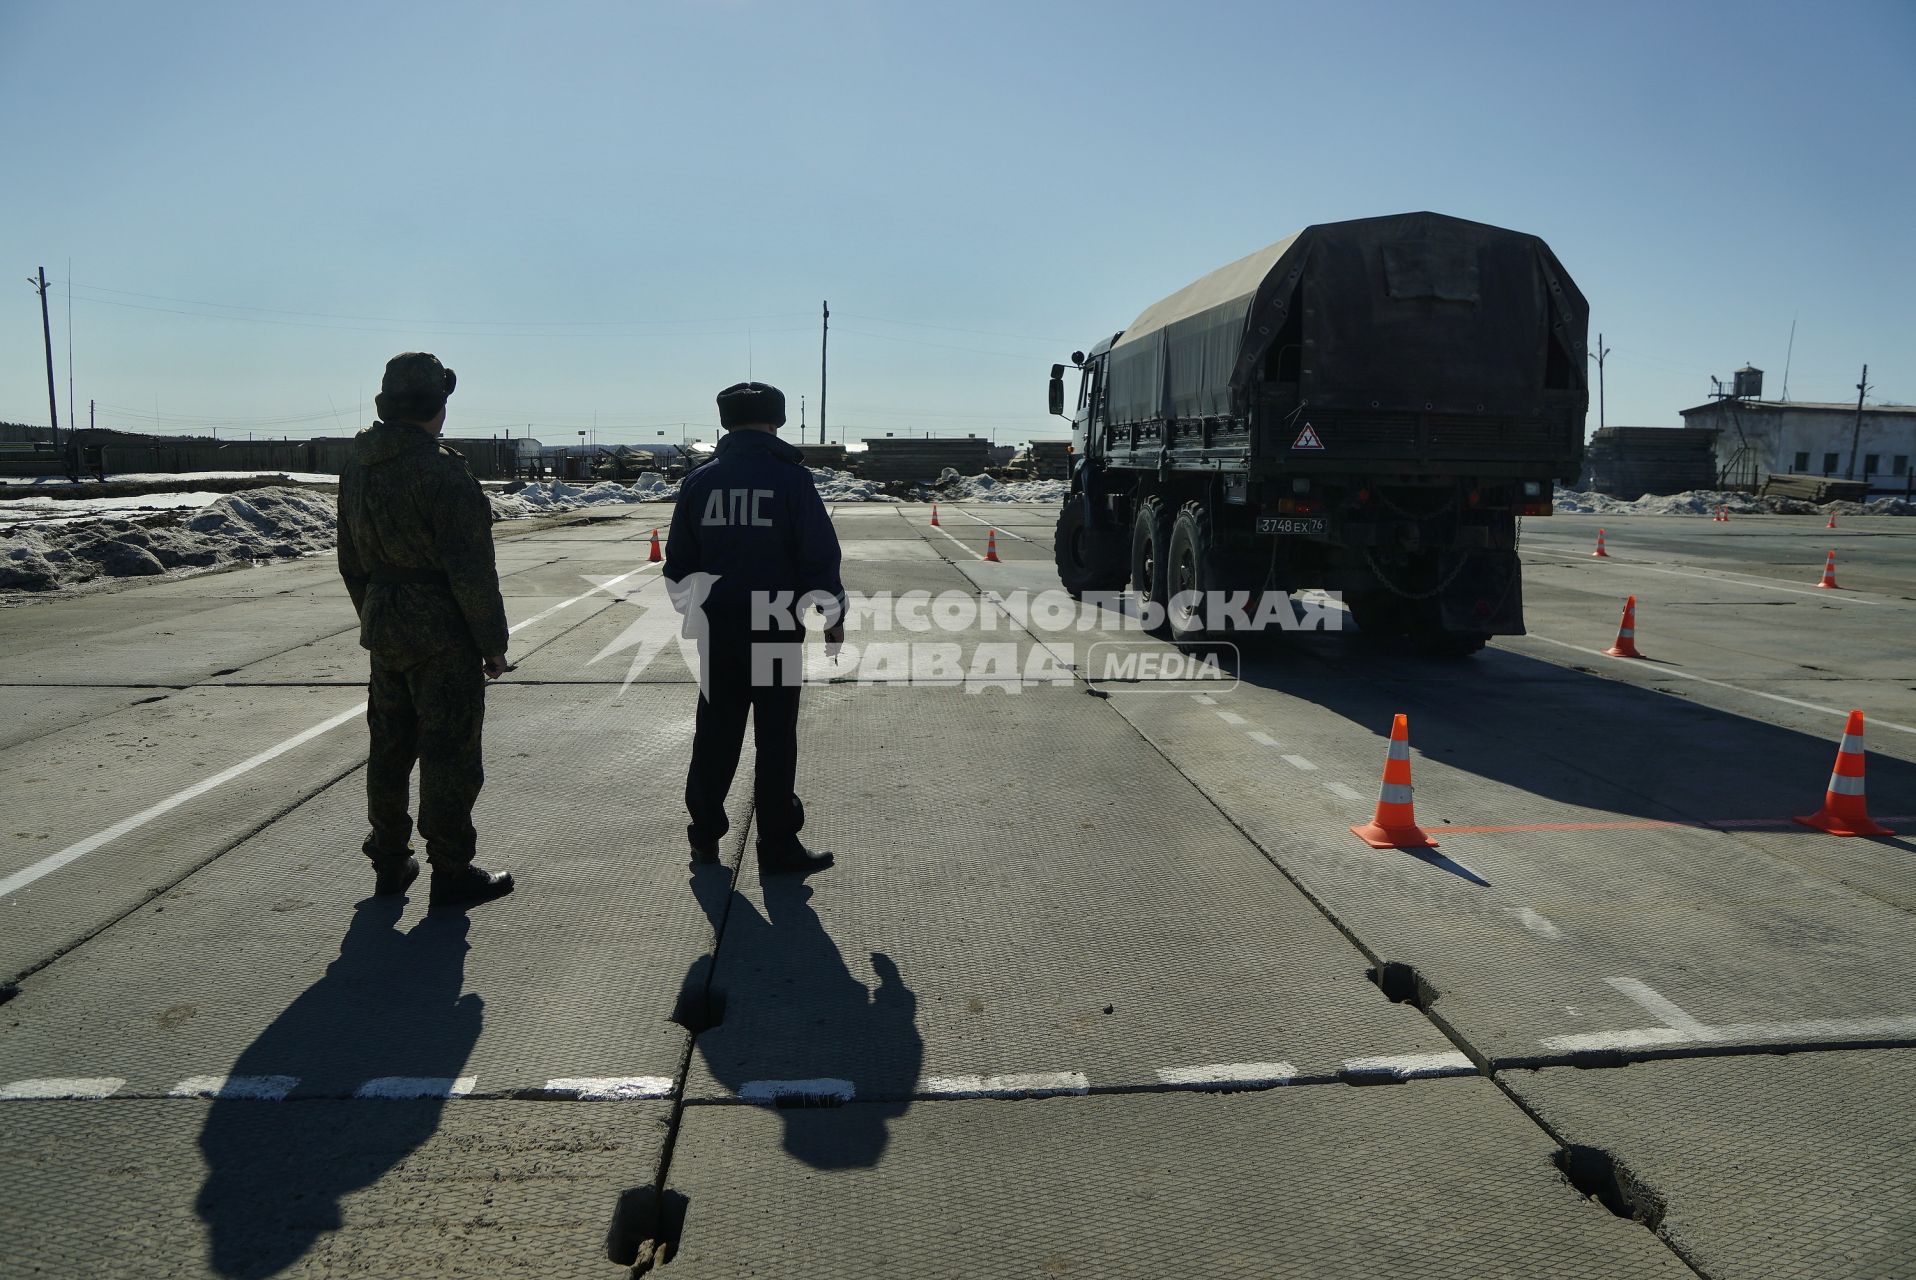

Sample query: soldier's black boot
[373,854,420,898]
[756,840,834,878]
[429,862,515,909]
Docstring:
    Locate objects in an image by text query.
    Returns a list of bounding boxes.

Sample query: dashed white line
[1605,978,1708,1034]
[946,507,1035,542]
[507,564,656,634]
[168,1074,298,1100]
[354,1076,477,1099]
[1341,1051,1475,1080]
[1191,693,1217,705]
[0,1077,125,1099]
[924,521,986,561]
[538,1076,675,1100]
[1506,908,1566,940]
[1154,1062,1296,1090]
[740,1078,856,1104]
[1281,754,1318,772]
[1522,633,1916,737]
[1248,731,1280,747]
[1323,781,1364,801]
[1215,710,1248,725]
[920,1071,1090,1099]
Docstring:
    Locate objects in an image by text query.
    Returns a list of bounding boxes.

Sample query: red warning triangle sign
[1292,424,1325,450]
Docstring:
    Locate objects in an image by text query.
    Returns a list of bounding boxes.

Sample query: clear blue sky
[3,0,1911,446]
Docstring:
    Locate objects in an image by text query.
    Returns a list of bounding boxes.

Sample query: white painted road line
[538,1076,676,1100]
[1323,781,1364,801]
[1605,978,1709,1033]
[167,1074,298,1100]
[0,701,368,901]
[947,507,1035,542]
[1191,693,1217,705]
[1216,710,1247,725]
[1,1077,126,1099]
[354,1076,477,1099]
[1506,908,1566,940]
[1154,1062,1297,1090]
[0,558,645,902]
[920,1071,1091,1099]
[1529,553,1893,606]
[1522,633,1916,737]
[507,563,655,635]
[1248,731,1280,747]
[1281,754,1318,772]
[740,1078,856,1104]
[1541,1012,1916,1054]
[1341,1051,1476,1080]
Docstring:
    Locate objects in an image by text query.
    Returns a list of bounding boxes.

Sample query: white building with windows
[1680,397,1915,494]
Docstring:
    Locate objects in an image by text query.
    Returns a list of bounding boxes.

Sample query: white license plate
[1257,517,1326,535]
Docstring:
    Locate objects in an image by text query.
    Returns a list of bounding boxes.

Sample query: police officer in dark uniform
[664,381,845,876]
[336,352,515,907]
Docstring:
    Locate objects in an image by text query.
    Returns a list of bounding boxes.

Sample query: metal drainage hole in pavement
[1553,1144,1666,1230]
[1366,961,1438,1011]
[606,1185,690,1271]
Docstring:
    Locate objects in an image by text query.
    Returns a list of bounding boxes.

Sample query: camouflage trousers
[361,645,487,870]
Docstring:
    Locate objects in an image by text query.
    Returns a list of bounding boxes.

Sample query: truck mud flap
[1438,548,1524,635]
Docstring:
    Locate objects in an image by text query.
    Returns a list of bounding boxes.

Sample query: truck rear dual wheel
[1129,498,1171,634]
[1164,501,1217,645]
[1054,499,1127,599]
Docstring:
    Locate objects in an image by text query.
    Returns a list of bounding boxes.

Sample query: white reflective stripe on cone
[1387,740,1410,760]
[1379,782,1414,805]
[1617,628,1635,638]
[1827,773,1867,796]
[1840,735,1866,754]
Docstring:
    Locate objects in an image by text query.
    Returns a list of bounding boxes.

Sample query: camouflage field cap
[381,352,457,401]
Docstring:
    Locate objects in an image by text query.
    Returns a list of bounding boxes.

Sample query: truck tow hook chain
[1361,546,1474,601]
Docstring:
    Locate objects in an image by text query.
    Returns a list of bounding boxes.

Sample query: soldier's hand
[482,654,509,680]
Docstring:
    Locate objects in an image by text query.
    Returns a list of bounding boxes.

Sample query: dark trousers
[363,645,486,870]
[685,618,806,853]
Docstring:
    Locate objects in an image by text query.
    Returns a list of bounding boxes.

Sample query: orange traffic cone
[648,529,663,563]
[1714,506,1728,522]
[983,529,1001,562]
[1591,528,1610,558]
[1794,710,1894,837]
[1826,511,1837,530]
[930,504,940,526]
[1351,714,1437,849]
[1813,549,1839,589]
[1604,595,1644,658]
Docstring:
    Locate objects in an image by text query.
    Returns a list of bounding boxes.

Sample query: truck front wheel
[1054,499,1126,599]
[1129,498,1171,633]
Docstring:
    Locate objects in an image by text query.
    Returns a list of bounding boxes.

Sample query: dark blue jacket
[663,430,846,625]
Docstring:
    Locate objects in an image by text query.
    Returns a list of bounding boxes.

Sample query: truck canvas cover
[1104,212,1586,426]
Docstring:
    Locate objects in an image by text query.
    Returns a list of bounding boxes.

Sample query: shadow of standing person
[684,870,921,1170]
[194,898,481,1278]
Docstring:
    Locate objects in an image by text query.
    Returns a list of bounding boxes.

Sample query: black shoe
[373,854,420,898]
[688,836,720,865]
[429,863,515,908]
[757,841,834,878]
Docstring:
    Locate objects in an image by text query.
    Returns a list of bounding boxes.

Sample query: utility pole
[819,300,829,445]
[1588,331,1611,433]
[28,267,61,456]
[1847,364,1869,480]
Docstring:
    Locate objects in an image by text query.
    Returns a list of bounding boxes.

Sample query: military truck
[1049,211,1587,655]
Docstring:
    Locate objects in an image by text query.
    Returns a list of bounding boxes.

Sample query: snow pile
[0,486,337,593]
[812,468,897,502]
[1549,486,1913,517]
[487,479,678,519]
[929,468,1068,502]
[0,491,239,526]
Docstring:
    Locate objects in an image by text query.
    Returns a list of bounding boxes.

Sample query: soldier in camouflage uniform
[336,353,515,908]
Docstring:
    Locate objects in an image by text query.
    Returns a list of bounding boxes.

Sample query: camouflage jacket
[336,422,510,663]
